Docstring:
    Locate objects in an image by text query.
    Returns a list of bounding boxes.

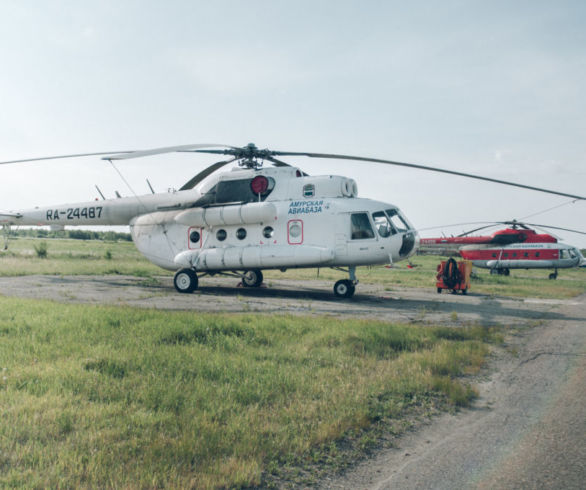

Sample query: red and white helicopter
[1,143,584,296]
[421,220,586,279]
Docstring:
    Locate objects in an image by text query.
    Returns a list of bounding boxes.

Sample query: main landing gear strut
[174,267,359,298]
[1,225,10,251]
[333,266,358,299]
[173,268,265,293]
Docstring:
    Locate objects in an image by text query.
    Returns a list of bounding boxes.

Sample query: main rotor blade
[104,143,235,161]
[272,151,586,200]
[457,224,500,237]
[0,151,133,165]
[520,222,586,236]
[179,158,237,191]
[422,220,586,237]
[417,221,495,232]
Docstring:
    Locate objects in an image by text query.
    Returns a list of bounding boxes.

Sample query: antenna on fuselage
[95,185,106,200]
[146,179,155,194]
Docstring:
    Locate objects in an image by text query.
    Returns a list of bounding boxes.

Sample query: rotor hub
[235,143,273,168]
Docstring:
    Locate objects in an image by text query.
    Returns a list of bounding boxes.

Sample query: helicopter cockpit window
[568,249,578,259]
[385,209,410,233]
[190,177,275,208]
[372,211,393,238]
[351,213,375,240]
[215,177,275,204]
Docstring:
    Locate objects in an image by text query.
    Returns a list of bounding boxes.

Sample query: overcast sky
[1,0,585,247]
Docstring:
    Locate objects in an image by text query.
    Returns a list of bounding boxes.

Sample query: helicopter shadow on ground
[192,283,579,326]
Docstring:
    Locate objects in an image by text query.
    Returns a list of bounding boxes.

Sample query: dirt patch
[0,274,577,328]
[320,294,586,489]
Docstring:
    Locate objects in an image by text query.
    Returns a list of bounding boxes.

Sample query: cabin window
[560,250,566,259]
[524,252,529,257]
[263,226,274,239]
[216,229,227,241]
[288,220,303,244]
[351,213,375,240]
[189,230,200,243]
[535,252,540,257]
[492,253,497,258]
[372,211,392,237]
[236,228,247,240]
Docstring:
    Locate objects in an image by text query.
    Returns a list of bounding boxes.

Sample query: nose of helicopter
[399,230,419,258]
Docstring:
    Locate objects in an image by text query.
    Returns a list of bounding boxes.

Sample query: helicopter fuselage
[128,166,418,273]
[130,195,418,272]
[1,165,419,297]
[458,242,583,271]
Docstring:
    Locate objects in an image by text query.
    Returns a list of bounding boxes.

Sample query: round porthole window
[289,223,302,238]
[216,229,227,241]
[189,230,200,243]
[263,226,274,239]
[236,228,247,240]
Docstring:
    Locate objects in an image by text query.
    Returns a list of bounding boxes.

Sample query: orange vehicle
[436,258,472,294]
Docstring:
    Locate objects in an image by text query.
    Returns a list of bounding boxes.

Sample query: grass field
[0,297,500,488]
[0,237,162,277]
[2,237,585,299]
[0,237,583,488]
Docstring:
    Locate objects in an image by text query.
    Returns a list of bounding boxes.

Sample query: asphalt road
[322,294,586,490]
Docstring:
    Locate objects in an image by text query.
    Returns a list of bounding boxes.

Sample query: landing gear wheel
[462,288,467,295]
[437,288,442,294]
[174,269,198,293]
[334,279,355,298]
[242,269,263,288]
[548,272,558,280]
[503,268,510,276]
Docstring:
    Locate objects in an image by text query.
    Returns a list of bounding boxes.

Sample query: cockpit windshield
[371,209,412,238]
[372,211,394,237]
[386,209,410,233]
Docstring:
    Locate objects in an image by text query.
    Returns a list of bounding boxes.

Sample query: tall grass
[0,237,162,277]
[0,297,500,488]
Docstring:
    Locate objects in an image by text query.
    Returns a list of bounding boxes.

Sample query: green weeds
[0,297,500,488]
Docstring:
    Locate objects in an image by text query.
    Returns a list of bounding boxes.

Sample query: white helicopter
[1,143,584,298]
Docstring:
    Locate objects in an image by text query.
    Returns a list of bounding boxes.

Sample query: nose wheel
[333,266,357,298]
[334,279,355,298]
[548,269,558,280]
